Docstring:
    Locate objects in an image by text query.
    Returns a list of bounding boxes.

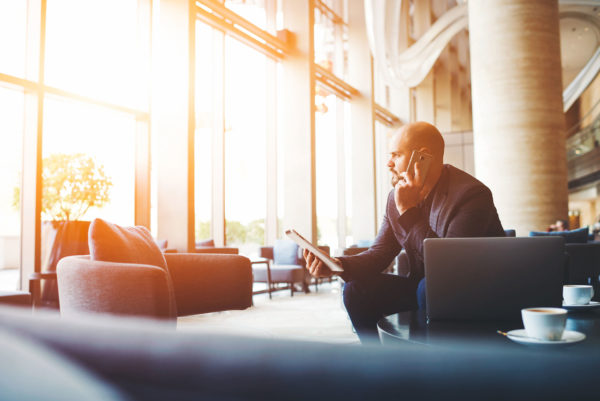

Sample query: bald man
[304,122,505,343]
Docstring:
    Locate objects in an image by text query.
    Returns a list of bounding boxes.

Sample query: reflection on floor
[178,280,360,345]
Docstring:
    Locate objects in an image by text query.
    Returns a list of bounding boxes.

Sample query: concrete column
[413,0,436,124]
[348,0,376,243]
[469,0,567,234]
[152,0,194,251]
[434,51,452,132]
[280,0,316,241]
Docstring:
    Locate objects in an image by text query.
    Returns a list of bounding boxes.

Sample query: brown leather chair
[57,253,252,321]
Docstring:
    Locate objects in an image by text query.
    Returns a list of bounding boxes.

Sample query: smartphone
[405,150,433,181]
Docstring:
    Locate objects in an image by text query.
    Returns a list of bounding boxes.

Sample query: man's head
[387,121,445,188]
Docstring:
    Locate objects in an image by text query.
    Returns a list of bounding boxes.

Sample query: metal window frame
[196,0,289,60]
[0,0,152,289]
[375,103,402,127]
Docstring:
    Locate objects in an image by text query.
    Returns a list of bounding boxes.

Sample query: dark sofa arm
[164,253,252,316]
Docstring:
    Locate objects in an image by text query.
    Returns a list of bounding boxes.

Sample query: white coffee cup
[563,285,594,305]
[521,307,567,341]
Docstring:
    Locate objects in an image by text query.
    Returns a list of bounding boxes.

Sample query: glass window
[374,121,395,226]
[225,0,269,31]
[0,0,28,78]
[316,89,352,251]
[45,0,148,109]
[43,96,136,225]
[195,21,216,244]
[314,1,347,79]
[0,86,24,290]
[224,37,268,255]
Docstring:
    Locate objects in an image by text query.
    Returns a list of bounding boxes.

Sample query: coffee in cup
[521,307,567,341]
[563,285,594,305]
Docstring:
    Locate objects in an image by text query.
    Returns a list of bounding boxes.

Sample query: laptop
[424,237,565,321]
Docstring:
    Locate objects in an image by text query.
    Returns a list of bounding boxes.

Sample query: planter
[41,220,90,308]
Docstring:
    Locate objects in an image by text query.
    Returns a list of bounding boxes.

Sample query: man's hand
[394,161,429,215]
[303,249,340,278]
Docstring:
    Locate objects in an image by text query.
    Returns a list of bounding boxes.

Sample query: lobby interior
[2,0,600,400]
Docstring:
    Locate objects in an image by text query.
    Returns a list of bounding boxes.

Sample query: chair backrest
[273,239,300,265]
[529,226,589,244]
[565,243,600,300]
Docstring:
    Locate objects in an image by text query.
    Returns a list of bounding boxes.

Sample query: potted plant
[14,153,112,307]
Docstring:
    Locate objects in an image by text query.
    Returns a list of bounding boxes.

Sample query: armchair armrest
[193,247,239,255]
[57,255,176,321]
[259,246,274,260]
[164,253,252,316]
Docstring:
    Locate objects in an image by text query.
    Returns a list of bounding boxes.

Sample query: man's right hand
[303,249,340,278]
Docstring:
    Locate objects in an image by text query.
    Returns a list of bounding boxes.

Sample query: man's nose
[387,158,394,167]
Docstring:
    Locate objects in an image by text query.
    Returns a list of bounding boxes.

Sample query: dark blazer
[338,164,505,282]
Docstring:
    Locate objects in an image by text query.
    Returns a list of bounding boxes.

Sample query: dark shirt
[338,164,505,282]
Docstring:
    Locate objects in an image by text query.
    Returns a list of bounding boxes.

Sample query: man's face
[387,132,411,187]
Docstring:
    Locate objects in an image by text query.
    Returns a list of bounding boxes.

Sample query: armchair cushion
[88,218,168,271]
[273,239,301,265]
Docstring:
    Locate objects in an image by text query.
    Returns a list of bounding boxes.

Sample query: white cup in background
[521,307,567,341]
[563,285,594,306]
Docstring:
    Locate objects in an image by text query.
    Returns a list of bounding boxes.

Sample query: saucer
[562,300,600,311]
[505,329,585,345]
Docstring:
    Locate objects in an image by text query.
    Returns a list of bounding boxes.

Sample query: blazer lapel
[429,166,450,234]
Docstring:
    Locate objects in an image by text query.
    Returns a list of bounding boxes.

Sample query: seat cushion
[529,226,589,244]
[253,264,305,282]
[273,240,300,265]
[88,218,168,271]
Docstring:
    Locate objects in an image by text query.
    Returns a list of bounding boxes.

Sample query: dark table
[378,309,600,353]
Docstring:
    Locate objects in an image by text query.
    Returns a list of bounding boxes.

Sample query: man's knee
[342,280,362,311]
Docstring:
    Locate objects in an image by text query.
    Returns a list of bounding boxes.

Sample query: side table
[250,258,273,299]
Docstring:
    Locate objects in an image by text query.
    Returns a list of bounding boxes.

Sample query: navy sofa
[0,306,598,401]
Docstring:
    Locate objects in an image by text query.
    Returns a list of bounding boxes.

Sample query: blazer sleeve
[337,193,402,281]
[394,186,501,278]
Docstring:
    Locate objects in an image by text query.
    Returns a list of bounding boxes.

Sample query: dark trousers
[343,274,424,344]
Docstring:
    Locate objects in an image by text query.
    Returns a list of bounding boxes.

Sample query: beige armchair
[57,253,253,321]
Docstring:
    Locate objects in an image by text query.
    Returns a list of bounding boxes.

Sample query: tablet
[285,229,344,272]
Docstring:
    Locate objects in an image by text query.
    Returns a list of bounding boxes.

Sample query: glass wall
[0,0,151,288]
[195,1,276,256]
[225,0,268,31]
[314,0,348,79]
[42,96,137,225]
[224,37,268,255]
[45,0,148,109]
[0,1,28,78]
[0,86,24,289]
[194,21,217,244]
[315,88,353,251]
[374,121,395,226]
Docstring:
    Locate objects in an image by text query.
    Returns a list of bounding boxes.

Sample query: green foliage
[13,153,112,221]
[224,218,265,246]
[196,220,211,241]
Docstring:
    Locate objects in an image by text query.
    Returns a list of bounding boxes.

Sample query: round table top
[378,308,600,353]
